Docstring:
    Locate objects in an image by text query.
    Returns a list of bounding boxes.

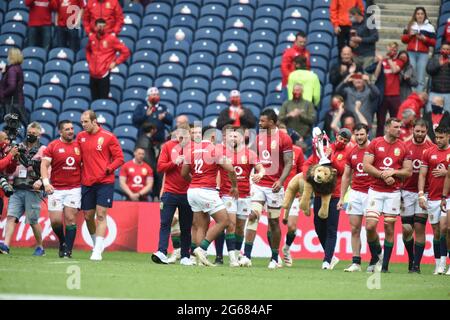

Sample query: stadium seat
[129,62,156,78]
[213,65,241,82]
[275,42,292,56]
[239,79,266,96]
[59,110,83,124]
[230,0,257,7]
[222,29,249,44]
[210,77,238,92]
[69,73,89,87]
[219,40,247,57]
[157,63,185,80]
[95,112,115,131]
[23,83,36,100]
[227,4,254,20]
[313,0,331,9]
[1,22,27,37]
[48,48,75,63]
[22,47,46,64]
[122,88,147,102]
[240,91,264,108]
[179,89,207,105]
[197,15,224,32]
[109,87,124,104]
[110,74,125,91]
[163,39,191,55]
[255,6,282,21]
[124,1,144,17]
[286,0,312,9]
[30,109,58,126]
[159,88,179,105]
[311,8,330,21]
[65,86,91,101]
[4,10,28,24]
[253,17,279,33]
[170,15,197,30]
[145,2,172,18]
[39,122,55,140]
[309,19,334,35]
[194,27,222,44]
[307,43,331,60]
[167,27,194,43]
[37,84,64,102]
[135,38,163,54]
[154,76,182,92]
[250,29,277,46]
[160,51,188,68]
[23,70,40,89]
[138,26,166,42]
[273,55,282,69]
[115,113,134,127]
[200,4,227,19]
[123,13,142,29]
[142,14,169,29]
[308,32,334,47]
[204,103,228,117]
[118,138,136,156]
[44,60,71,76]
[91,99,118,116]
[173,3,200,18]
[120,25,139,42]
[119,100,142,114]
[265,92,284,107]
[203,116,218,127]
[185,64,213,80]
[188,51,215,68]
[22,59,44,75]
[283,7,310,21]
[126,75,153,90]
[216,52,243,69]
[207,90,229,104]
[225,16,252,33]
[267,79,282,94]
[247,41,274,56]
[119,37,135,52]
[182,76,210,93]
[191,39,218,55]
[132,50,159,65]
[33,97,61,113]
[310,56,329,73]
[8,0,27,10]
[0,33,23,48]
[62,98,90,112]
[280,18,308,33]
[72,61,89,75]
[176,102,204,118]
[270,68,282,82]
[114,126,139,140]
[41,72,68,89]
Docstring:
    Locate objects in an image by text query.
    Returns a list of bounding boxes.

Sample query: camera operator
[0,122,47,256]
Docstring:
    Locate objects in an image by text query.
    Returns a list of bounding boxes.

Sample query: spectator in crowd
[175,115,189,128]
[86,18,130,101]
[398,50,419,102]
[133,87,173,144]
[25,0,55,50]
[279,83,316,139]
[423,96,450,142]
[216,90,257,130]
[287,56,321,107]
[335,72,379,126]
[280,31,311,100]
[444,18,450,44]
[401,7,436,92]
[0,122,46,256]
[0,48,27,126]
[373,42,405,136]
[120,147,154,201]
[324,95,356,139]
[348,6,379,69]
[399,108,417,141]
[330,46,358,90]
[330,0,365,52]
[396,91,428,119]
[83,0,124,37]
[52,0,85,53]
[426,41,450,112]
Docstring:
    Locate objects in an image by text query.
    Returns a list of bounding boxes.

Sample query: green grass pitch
[0,248,449,300]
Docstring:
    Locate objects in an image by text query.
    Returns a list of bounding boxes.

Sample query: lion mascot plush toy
[283,164,337,220]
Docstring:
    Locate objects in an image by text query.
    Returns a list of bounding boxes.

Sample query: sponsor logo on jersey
[337,154,343,161]
[271,140,277,150]
[394,148,400,157]
[378,147,385,152]
[74,147,80,155]
[129,168,135,173]
[142,168,148,175]
[59,148,65,153]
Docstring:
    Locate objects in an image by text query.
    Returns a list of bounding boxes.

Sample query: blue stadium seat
[170,15,197,30]
[312,68,326,85]
[176,102,204,118]
[182,76,210,93]
[200,4,227,19]
[1,22,26,37]
[119,37,135,52]
[207,90,229,104]
[115,112,134,127]
[8,0,27,10]
[280,18,308,33]
[173,3,200,18]
[197,15,224,32]
[157,63,184,80]
[39,122,55,140]
[120,25,138,42]
[145,2,172,19]
[41,72,68,89]
[247,41,274,56]
[308,31,333,47]
[265,92,284,107]
[91,99,118,116]
[111,64,128,80]
[227,4,254,19]
[114,126,139,140]
[129,62,156,78]
[310,56,329,73]
[118,138,136,155]
[313,0,331,9]
[191,39,218,55]
[179,89,207,105]
[0,1,6,13]
[188,51,215,68]
[283,7,310,21]
[30,109,58,126]
[109,87,122,104]
[225,16,252,32]
[37,84,64,101]
[255,6,282,21]
[163,39,191,55]
[311,8,330,21]
[230,0,257,8]
[185,64,213,80]
[138,26,166,42]
[72,61,89,75]
[242,66,269,82]
[59,110,83,124]
[95,112,115,131]
[275,42,292,56]
[323,83,333,97]
[239,79,266,96]
[33,97,61,113]
[62,98,89,112]
[122,88,147,102]
[204,103,228,117]
[222,29,249,44]
[210,77,238,92]
[154,76,182,92]
[194,27,222,44]
[213,65,241,82]
[132,50,159,65]
[309,19,334,35]
[307,43,331,60]
[22,59,44,75]
[69,73,89,87]
[0,33,23,47]
[267,79,282,94]
[160,51,188,68]
[273,56,282,69]
[0,45,12,58]
[219,40,247,57]
[142,14,169,29]
[159,88,179,105]
[167,27,194,43]
[203,116,218,127]
[110,74,125,90]
[124,1,144,17]
[65,86,91,101]
[123,13,142,29]
[119,100,142,114]
[126,75,153,90]
[48,48,75,63]
[216,52,243,68]
[44,60,71,76]
[286,0,312,10]
[258,0,285,9]
[203,0,229,6]
[253,17,279,33]
[23,70,40,88]
[22,47,47,63]
[250,29,277,46]
[240,91,264,109]
[4,10,28,24]
[270,68,282,82]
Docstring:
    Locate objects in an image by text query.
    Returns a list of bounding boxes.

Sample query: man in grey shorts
[0,122,47,256]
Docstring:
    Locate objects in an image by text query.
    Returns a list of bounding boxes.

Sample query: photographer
[426,41,450,113]
[0,131,19,215]
[0,122,47,256]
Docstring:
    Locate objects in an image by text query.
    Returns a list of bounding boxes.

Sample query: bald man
[176,115,189,128]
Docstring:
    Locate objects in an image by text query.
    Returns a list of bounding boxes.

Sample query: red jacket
[0,153,19,174]
[281,45,311,86]
[445,22,450,44]
[51,0,85,28]
[330,0,364,28]
[83,0,123,35]
[25,0,56,27]
[396,92,425,119]
[86,33,130,79]
[157,140,190,195]
[401,21,436,53]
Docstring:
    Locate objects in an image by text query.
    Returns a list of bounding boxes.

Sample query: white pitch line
[47,261,80,264]
[0,293,114,300]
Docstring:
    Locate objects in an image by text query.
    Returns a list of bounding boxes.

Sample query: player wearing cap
[337,124,370,272]
[77,110,124,261]
[303,127,352,270]
[363,118,412,273]
[40,120,82,258]
[418,125,450,274]
[216,90,257,130]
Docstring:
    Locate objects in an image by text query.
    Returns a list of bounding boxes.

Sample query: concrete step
[376,3,440,15]
[376,0,440,6]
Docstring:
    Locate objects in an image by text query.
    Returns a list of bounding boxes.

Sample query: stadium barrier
[0,201,437,264]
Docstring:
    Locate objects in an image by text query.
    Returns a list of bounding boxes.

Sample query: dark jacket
[330,60,359,90]
[0,64,24,106]
[132,103,173,144]
[216,106,257,130]
[423,111,450,142]
[426,55,450,94]
[351,17,379,57]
